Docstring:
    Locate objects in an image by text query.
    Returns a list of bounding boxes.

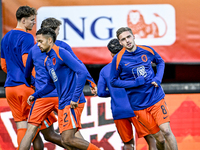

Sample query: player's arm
[1,39,7,73]
[30,70,55,103]
[31,81,55,100]
[22,54,28,67]
[1,58,7,73]
[63,43,97,94]
[110,55,145,88]
[21,34,34,62]
[60,49,88,103]
[24,50,35,86]
[21,34,34,67]
[28,81,55,105]
[151,49,165,86]
[97,70,110,97]
[21,35,35,86]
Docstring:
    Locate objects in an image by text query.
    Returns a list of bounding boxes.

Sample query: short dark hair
[41,17,62,30]
[16,6,37,21]
[36,28,56,43]
[116,27,133,39]
[107,38,123,54]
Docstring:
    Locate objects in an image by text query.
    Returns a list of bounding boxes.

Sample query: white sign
[37,4,176,47]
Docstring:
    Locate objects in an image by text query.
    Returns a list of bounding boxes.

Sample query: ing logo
[37,4,175,46]
[127,10,167,39]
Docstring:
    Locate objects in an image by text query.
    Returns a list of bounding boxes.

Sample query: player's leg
[32,133,44,150]
[152,131,166,150]
[28,97,65,147]
[59,103,100,150]
[114,118,134,150]
[123,140,134,150]
[159,122,178,150]
[19,123,39,150]
[75,130,84,139]
[144,134,157,150]
[134,109,166,150]
[15,121,28,149]
[130,117,157,150]
[49,107,84,148]
[61,128,88,149]
[20,96,57,149]
[61,128,100,150]
[6,86,28,149]
[6,85,43,150]
[150,99,178,150]
[41,124,64,148]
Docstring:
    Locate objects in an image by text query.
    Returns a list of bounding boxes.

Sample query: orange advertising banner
[1,0,200,64]
[0,94,200,150]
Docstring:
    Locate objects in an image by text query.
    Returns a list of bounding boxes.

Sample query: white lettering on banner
[80,97,125,150]
[1,111,18,147]
[37,4,176,47]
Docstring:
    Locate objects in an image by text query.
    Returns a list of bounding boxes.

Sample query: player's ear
[48,37,53,44]
[21,17,26,24]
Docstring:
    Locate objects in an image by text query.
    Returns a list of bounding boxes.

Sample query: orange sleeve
[22,53,36,77]
[1,58,7,73]
[22,53,28,67]
[87,79,97,88]
[32,67,36,78]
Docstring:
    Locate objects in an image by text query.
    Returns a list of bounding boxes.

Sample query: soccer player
[97,38,157,150]
[0,5,46,149]
[20,17,97,149]
[21,28,100,150]
[110,27,178,150]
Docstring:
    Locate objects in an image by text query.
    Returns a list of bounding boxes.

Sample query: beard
[40,46,50,53]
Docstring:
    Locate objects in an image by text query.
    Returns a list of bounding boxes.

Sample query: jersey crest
[52,57,56,65]
[141,54,148,62]
[132,65,147,79]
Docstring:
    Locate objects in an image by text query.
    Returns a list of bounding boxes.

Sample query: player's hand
[151,81,158,87]
[70,101,78,109]
[27,95,35,106]
[90,86,97,96]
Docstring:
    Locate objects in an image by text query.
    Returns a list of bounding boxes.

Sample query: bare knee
[41,125,57,142]
[153,131,165,144]
[16,121,27,129]
[157,138,165,145]
[123,144,134,150]
[144,134,156,145]
[161,128,172,138]
[145,134,155,142]
[61,135,74,146]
